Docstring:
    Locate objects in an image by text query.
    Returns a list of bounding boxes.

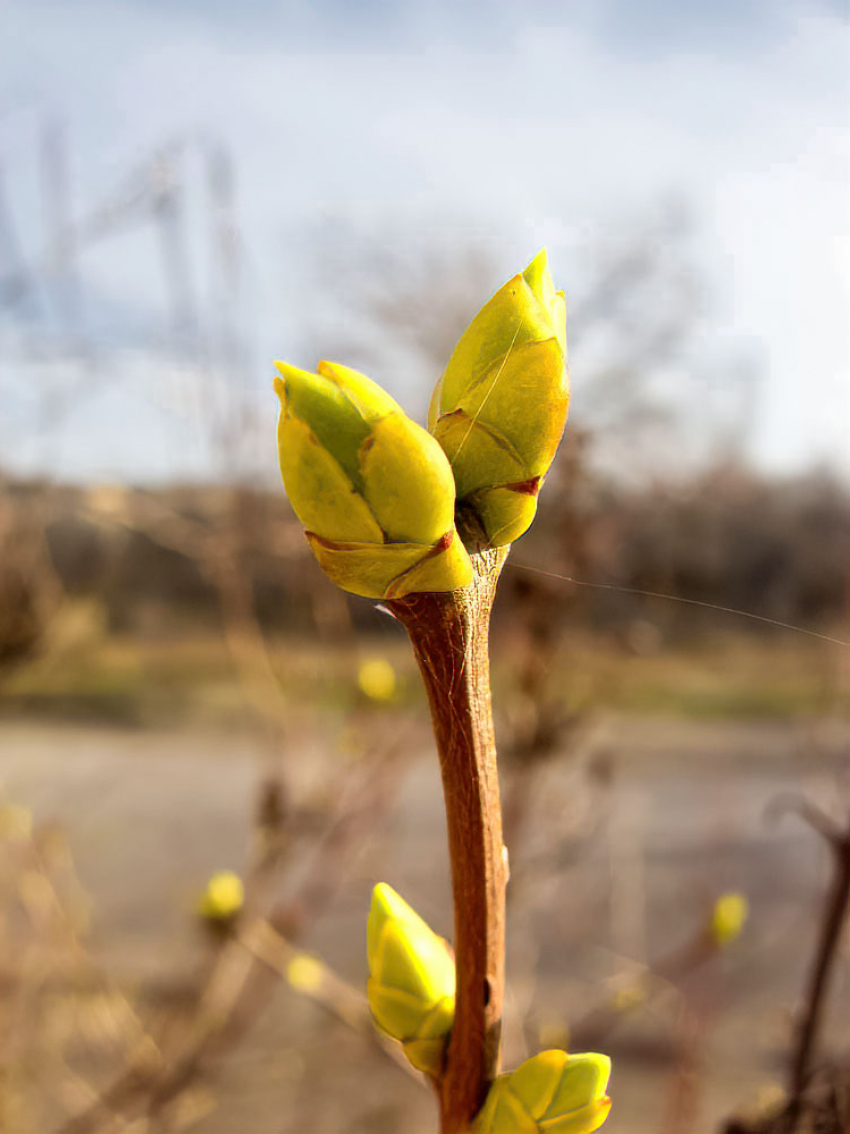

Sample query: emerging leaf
[275,361,472,598]
[429,250,569,547]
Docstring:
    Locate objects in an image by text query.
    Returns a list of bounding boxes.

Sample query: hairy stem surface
[388,547,509,1133]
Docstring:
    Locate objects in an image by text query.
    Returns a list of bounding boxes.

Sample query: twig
[238,918,422,1081]
[660,1002,706,1134]
[388,547,509,1134]
[56,741,408,1134]
[785,804,850,1128]
[570,919,725,1050]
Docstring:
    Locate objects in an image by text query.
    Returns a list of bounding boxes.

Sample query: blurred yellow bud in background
[0,803,33,842]
[357,656,397,701]
[275,360,472,599]
[366,882,455,1076]
[286,952,326,994]
[473,1050,611,1134]
[429,250,569,547]
[710,892,749,946]
[197,870,244,921]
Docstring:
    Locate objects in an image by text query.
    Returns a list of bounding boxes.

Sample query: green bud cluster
[274,250,569,597]
[473,1050,611,1134]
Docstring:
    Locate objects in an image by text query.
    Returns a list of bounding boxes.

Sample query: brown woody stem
[388,546,509,1133]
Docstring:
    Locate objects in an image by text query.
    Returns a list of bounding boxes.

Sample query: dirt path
[0,715,847,1133]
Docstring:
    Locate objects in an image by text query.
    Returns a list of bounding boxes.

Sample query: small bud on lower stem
[366,883,456,1076]
[473,1050,612,1134]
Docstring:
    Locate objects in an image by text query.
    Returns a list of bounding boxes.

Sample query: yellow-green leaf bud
[473,1050,611,1134]
[710,892,749,947]
[366,882,455,1076]
[275,360,473,599]
[429,249,569,547]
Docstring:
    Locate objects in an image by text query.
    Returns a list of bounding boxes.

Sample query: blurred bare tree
[304,202,758,479]
[0,477,62,677]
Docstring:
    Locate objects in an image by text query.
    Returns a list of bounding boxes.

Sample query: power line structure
[0,113,259,478]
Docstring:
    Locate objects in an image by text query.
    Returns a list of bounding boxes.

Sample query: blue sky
[0,0,848,483]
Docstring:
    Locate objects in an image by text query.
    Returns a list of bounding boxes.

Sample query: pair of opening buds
[275,251,569,599]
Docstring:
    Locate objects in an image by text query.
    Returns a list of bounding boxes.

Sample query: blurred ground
[2,625,845,726]
[1,708,847,1134]
[1,468,847,1133]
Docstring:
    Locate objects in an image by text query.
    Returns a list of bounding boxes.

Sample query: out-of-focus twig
[239,917,420,1080]
[56,736,410,1134]
[569,901,742,1050]
[660,1002,710,1134]
[778,797,850,1130]
[723,794,850,1134]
